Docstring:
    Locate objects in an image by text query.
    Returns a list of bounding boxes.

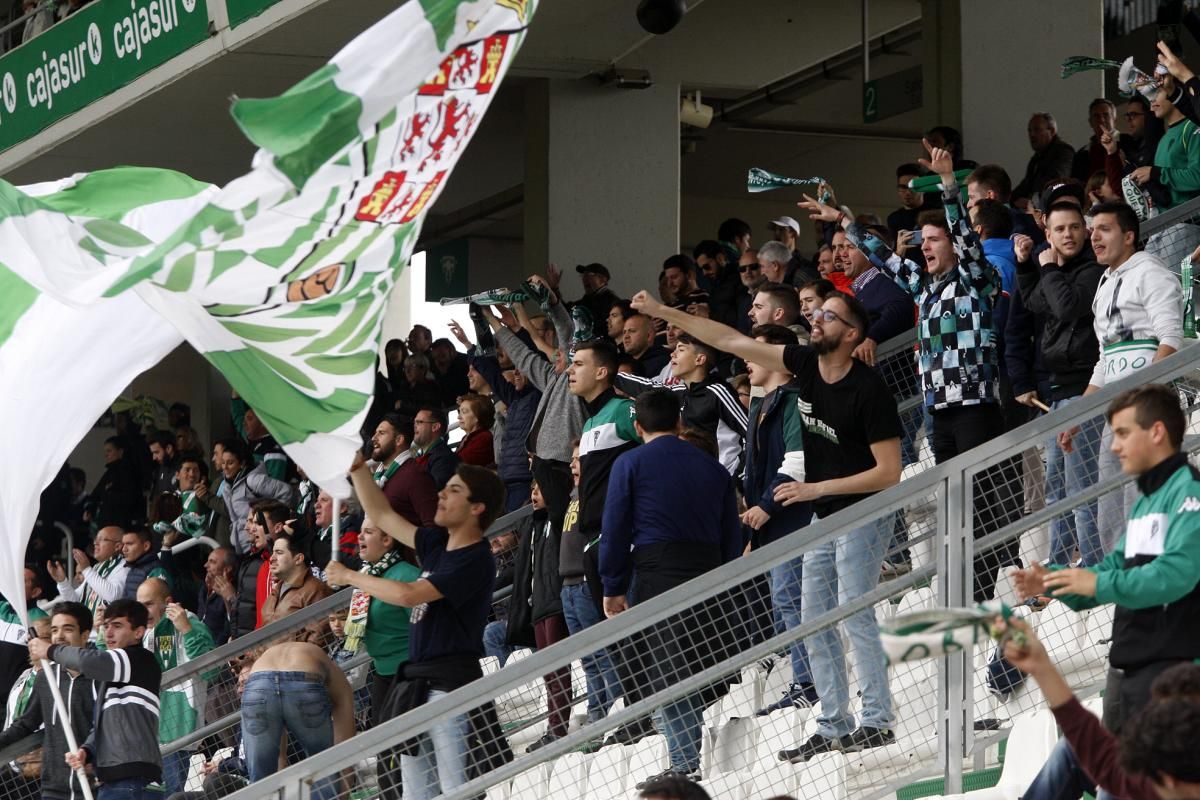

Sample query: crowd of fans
[4,33,1200,800]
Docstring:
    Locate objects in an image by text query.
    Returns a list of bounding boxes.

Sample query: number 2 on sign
[864,85,878,120]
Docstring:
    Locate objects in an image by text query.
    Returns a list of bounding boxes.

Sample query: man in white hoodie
[1060,200,1183,552]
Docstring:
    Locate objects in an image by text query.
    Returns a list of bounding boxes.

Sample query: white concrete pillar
[923,0,1104,180]
[525,78,680,298]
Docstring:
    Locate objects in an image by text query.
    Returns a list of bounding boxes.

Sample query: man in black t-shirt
[631,289,902,762]
[334,458,506,800]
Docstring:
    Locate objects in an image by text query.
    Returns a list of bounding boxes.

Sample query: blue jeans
[241,672,337,800]
[483,619,515,667]
[655,693,705,774]
[1097,424,1138,556]
[96,779,160,800]
[560,582,622,722]
[400,689,470,800]
[1022,738,1095,800]
[1044,398,1103,566]
[769,555,812,686]
[162,749,190,796]
[802,514,897,738]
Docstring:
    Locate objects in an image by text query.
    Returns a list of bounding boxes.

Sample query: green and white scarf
[374,450,412,488]
[880,601,1024,665]
[81,555,122,615]
[344,548,405,653]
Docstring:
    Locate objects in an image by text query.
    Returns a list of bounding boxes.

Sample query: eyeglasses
[414,419,436,426]
[813,308,850,325]
[738,265,760,273]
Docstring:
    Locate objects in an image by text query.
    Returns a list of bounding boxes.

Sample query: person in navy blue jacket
[740,323,819,716]
[455,320,544,512]
[600,389,741,785]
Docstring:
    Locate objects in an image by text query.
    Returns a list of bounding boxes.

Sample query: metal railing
[0,500,538,798]
[22,202,1200,796]
[220,342,1200,800]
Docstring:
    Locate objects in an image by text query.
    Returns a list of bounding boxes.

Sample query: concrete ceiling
[2,0,924,248]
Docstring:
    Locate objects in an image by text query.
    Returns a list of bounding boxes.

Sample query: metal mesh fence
[217,342,1200,800]
[227,480,945,800]
[951,353,1200,746]
[10,205,1200,799]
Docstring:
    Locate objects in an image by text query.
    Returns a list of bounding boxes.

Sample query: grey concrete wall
[524,79,681,298]
[951,0,1104,184]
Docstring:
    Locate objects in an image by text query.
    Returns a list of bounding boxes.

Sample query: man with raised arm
[478,276,584,523]
[630,287,902,760]
[799,138,1021,601]
[329,457,507,800]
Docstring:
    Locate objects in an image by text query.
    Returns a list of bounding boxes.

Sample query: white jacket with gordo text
[1088,251,1184,388]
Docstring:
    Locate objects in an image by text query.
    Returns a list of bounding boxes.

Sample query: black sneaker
[635,769,701,790]
[839,726,896,753]
[524,733,559,753]
[602,718,656,747]
[778,733,848,764]
[756,682,819,716]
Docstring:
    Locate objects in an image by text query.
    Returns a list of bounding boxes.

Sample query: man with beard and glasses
[370,413,438,527]
[631,289,902,761]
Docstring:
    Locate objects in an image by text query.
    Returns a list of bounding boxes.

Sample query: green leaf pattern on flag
[0,265,37,348]
[0,0,537,498]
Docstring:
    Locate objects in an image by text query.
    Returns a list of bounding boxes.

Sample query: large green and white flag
[0,169,217,627]
[0,0,536,621]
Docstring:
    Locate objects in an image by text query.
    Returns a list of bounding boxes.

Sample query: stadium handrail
[1140,191,1200,237]
[221,330,1200,800]
[160,501,534,689]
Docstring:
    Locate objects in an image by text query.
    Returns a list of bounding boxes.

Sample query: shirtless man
[241,642,355,798]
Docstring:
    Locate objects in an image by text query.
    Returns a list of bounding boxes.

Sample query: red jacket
[254,549,271,629]
[829,271,855,295]
[457,429,496,468]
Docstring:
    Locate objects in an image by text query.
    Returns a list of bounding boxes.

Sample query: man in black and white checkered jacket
[802,138,1021,599]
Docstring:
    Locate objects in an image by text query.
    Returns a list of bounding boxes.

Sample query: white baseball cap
[769,216,800,235]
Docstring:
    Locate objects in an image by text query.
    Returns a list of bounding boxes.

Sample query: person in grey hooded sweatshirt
[480,276,586,524]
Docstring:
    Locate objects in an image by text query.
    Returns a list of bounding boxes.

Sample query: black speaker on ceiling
[636,0,687,35]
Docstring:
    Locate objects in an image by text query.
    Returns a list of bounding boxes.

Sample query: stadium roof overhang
[0,0,924,241]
